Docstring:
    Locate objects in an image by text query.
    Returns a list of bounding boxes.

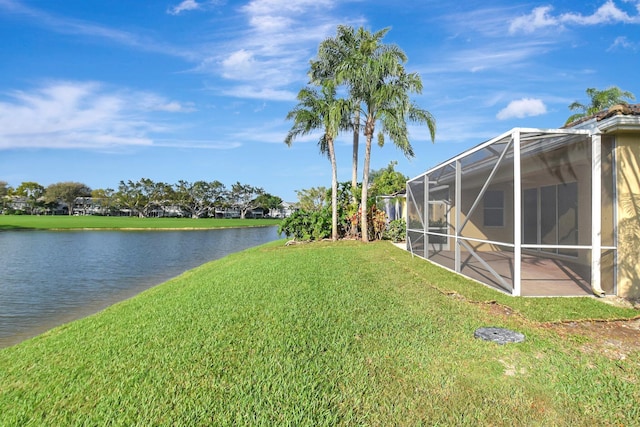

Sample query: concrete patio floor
[395,242,593,297]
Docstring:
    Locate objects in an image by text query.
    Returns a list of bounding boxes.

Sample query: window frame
[483,189,505,228]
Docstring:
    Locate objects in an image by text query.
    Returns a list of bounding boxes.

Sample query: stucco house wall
[613,134,640,298]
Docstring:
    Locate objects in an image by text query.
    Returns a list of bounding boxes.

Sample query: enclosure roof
[408,127,589,182]
[565,103,640,129]
[410,105,640,184]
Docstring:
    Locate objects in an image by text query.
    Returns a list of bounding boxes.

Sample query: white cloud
[509,1,640,34]
[0,0,197,60]
[248,14,293,33]
[167,0,224,15]
[135,93,197,112]
[562,0,640,25]
[509,6,558,34]
[0,81,194,150]
[199,0,363,101]
[432,41,553,74]
[497,98,547,120]
[222,85,296,101]
[0,0,356,103]
[221,49,256,80]
[240,0,334,16]
[154,101,196,112]
[608,35,639,51]
[440,6,528,39]
[167,0,201,15]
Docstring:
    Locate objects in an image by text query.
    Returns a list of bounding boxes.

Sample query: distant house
[4,196,65,215]
[407,104,640,300]
[73,197,107,216]
[376,190,406,223]
[272,201,297,219]
[5,196,33,213]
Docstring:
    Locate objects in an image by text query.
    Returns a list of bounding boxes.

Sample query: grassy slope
[0,215,281,230]
[0,241,638,425]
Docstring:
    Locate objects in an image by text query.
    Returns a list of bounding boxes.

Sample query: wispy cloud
[439,5,524,38]
[419,5,558,76]
[229,119,299,144]
[0,81,196,150]
[0,0,197,60]
[0,0,361,102]
[509,1,640,34]
[199,0,363,100]
[221,85,296,101]
[168,0,201,15]
[608,35,640,51]
[497,98,547,120]
[167,0,223,15]
[154,139,242,149]
[446,42,552,73]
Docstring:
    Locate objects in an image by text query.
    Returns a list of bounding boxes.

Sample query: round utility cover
[474,327,525,344]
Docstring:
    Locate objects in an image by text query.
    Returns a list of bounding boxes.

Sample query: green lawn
[0,241,638,425]
[0,214,281,230]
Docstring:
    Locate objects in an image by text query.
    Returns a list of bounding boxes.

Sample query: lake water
[0,227,279,348]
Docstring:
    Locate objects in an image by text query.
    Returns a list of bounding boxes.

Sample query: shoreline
[0,227,282,348]
[0,224,280,232]
[32,225,277,231]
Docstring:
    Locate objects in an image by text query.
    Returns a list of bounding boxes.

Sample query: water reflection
[0,227,279,348]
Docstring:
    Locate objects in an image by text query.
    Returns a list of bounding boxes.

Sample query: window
[523,188,538,244]
[483,190,504,227]
[557,182,578,256]
[522,182,578,256]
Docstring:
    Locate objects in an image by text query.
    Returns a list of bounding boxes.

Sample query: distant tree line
[0,179,283,219]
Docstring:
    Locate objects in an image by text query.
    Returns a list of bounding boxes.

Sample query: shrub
[279,184,394,242]
[384,218,406,242]
[278,208,332,241]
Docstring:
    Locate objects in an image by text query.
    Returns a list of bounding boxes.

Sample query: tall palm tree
[565,86,635,125]
[285,82,351,241]
[310,26,390,202]
[336,33,436,242]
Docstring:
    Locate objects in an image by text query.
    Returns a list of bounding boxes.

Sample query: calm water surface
[0,227,279,348]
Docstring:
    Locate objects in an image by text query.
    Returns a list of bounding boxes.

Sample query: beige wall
[615,134,640,299]
[457,182,513,252]
[458,143,593,264]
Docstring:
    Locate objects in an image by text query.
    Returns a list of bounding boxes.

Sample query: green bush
[279,181,395,241]
[383,218,406,242]
[278,208,332,241]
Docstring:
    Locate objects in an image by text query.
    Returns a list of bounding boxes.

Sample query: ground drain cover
[474,327,525,345]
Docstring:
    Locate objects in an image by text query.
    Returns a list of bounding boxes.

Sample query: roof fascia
[597,115,640,134]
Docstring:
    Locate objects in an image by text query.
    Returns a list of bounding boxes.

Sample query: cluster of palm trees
[285,25,436,242]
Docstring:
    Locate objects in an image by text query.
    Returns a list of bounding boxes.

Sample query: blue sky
[1,0,638,201]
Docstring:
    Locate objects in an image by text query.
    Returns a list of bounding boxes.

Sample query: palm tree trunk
[361,132,373,242]
[329,139,338,241]
[351,110,360,204]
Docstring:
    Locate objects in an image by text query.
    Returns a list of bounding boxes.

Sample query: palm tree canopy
[309,25,390,85]
[565,86,635,125]
[309,26,393,198]
[285,82,352,157]
[341,46,435,156]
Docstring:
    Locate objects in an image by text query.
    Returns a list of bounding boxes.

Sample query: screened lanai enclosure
[407,128,616,297]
